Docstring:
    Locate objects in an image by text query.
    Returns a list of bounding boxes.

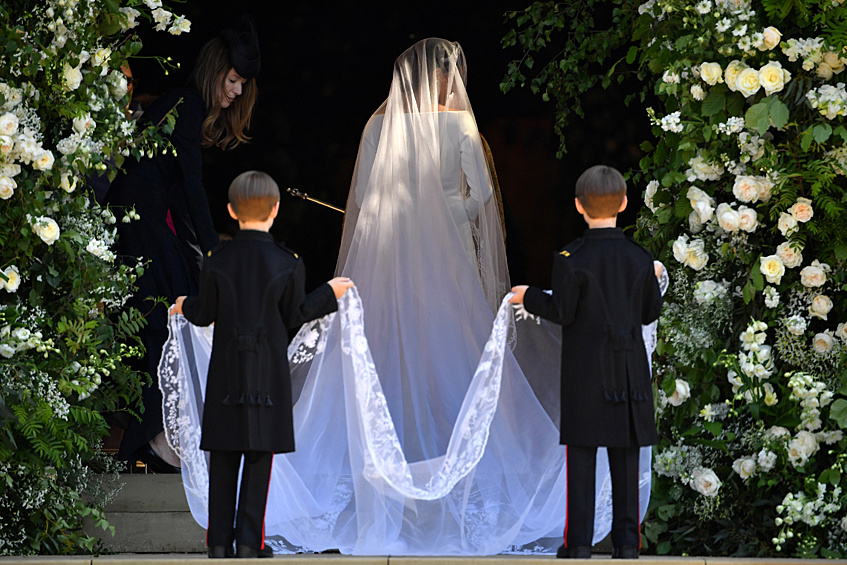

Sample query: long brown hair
[190,37,257,150]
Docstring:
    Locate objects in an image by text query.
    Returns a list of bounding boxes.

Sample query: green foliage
[504,0,847,557]
[0,0,191,555]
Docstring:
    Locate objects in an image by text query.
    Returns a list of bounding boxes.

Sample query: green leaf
[767,98,789,129]
[701,92,725,117]
[745,101,770,134]
[801,127,814,151]
[831,398,847,428]
[813,123,833,144]
[626,46,638,65]
[742,280,755,304]
[834,126,847,144]
[750,262,764,291]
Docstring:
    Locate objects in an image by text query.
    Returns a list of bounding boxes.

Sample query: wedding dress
[159,38,664,555]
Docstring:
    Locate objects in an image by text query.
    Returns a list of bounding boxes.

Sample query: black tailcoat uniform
[523,227,663,550]
[181,229,337,549]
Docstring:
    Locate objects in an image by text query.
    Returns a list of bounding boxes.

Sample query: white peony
[732,175,761,202]
[716,202,741,232]
[775,241,803,268]
[812,331,835,354]
[788,197,813,222]
[736,205,758,232]
[800,261,828,288]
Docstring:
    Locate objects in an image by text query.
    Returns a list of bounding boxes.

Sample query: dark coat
[524,228,663,447]
[182,230,338,453]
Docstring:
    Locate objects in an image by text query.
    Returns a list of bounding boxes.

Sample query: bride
[161,38,655,555]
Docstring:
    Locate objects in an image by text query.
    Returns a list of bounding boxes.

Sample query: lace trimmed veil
[159,38,665,555]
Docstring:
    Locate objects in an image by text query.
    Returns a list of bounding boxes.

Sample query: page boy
[510,165,663,559]
[171,170,353,558]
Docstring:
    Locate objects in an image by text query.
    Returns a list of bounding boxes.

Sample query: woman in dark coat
[106,16,260,471]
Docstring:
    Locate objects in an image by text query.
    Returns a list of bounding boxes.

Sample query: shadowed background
[131,1,650,290]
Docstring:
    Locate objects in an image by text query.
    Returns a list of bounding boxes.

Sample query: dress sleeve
[524,253,580,326]
[457,112,493,221]
[182,266,218,327]
[279,260,338,330]
[171,93,219,254]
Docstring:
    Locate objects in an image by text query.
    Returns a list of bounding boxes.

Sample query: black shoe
[236,546,258,558]
[208,545,234,558]
[134,443,181,474]
[557,545,592,559]
[612,546,639,559]
[258,545,274,558]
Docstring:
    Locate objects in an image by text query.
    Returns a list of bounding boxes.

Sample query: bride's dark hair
[190,37,257,150]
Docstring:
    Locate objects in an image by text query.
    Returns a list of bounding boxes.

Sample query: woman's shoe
[134,443,181,474]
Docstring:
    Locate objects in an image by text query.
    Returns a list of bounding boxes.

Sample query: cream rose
[72,114,96,135]
[787,430,818,467]
[800,262,827,288]
[32,216,61,245]
[736,67,761,97]
[777,212,798,237]
[0,175,15,199]
[687,186,715,223]
[759,61,787,95]
[60,173,77,193]
[2,265,20,293]
[716,202,741,232]
[760,254,785,284]
[667,379,691,406]
[692,468,721,497]
[823,52,845,74]
[836,322,847,342]
[775,241,803,268]
[724,60,746,92]
[809,295,833,320]
[732,457,757,479]
[732,176,760,203]
[32,150,55,171]
[0,112,19,136]
[700,62,723,86]
[756,177,774,201]
[685,239,709,271]
[759,26,781,50]
[813,331,835,354]
[817,63,834,80]
[788,197,813,222]
[737,206,758,232]
[63,63,83,91]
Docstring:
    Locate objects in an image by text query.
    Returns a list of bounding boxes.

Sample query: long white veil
[160,38,662,555]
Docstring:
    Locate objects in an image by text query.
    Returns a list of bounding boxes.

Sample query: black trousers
[564,445,641,548]
[207,450,273,549]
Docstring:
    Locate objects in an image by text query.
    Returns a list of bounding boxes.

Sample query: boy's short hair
[575,165,626,219]
[228,170,280,222]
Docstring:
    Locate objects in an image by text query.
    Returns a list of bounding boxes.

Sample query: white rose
[788,197,813,222]
[644,180,660,212]
[716,202,741,232]
[689,211,705,233]
[812,331,835,354]
[2,163,21,177]
[672,235,689,264]
[60,173,77,193]
[759,26,781,50]
[800,262,827,288]
[759,254,785,284]
[72,114,96,135]
[667,379,691,406]
[775,241,803,268]
[809,295,833,320]
[687,186,715,223]
[759,61,787,95]
[0,112,19,136]
[766,426,790,440]
[692,468,721,497]
[700,62,724,86]
[32,150,55,171]
[685,239,709,271]
[31,216,61,245]
[735,67,761,97]
[823,52,845,74]
[836,322,847,342]
[777,212,798,237]
[732,457,757,479]
[0,175,16,199]
[787,430,819,467]
[724,60,746,91]
[732,175,760,203]
[63,63,83,91]
[2,265,20,293]
[737,206,758,232]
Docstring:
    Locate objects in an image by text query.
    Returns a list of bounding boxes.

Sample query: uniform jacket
[524,228,663,447]
[182,230,337,453]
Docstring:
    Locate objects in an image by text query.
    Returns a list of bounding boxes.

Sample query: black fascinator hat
[221,14,261,80]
